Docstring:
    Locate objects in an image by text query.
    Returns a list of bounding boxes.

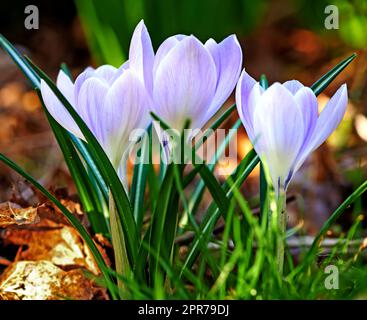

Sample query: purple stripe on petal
[74,66,95,104]
[253,83,305,191]
[104,70,151,166]
[291,86,318,172]
[76,78,109,147]
[153,36,182,76]
[153,36,217,132]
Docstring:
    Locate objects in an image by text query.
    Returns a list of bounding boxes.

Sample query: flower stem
[276,192,287,276]
[109,191,131,298]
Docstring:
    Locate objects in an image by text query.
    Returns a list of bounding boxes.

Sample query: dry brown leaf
[3,224,102,275]
[0,202,39,227]
[0,260,107,300]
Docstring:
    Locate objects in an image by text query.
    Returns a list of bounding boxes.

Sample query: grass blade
[311,53,357,95]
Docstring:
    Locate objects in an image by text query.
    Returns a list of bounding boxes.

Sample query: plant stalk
[276,192,287,275]
[109,190,131,299]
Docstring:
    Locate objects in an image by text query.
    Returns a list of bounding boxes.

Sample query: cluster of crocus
[41,20,243,178]
[41,19,348,196]
[236,71,348,195]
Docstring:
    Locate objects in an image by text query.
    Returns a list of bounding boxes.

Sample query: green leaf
[148,164,176,284]
[195,164,230,217]
[0,34,39,88]
[180,149,259,276]
[311,53,357,95]
[130,126,150,231]
[0,153,117,299]
[70,136,109,202]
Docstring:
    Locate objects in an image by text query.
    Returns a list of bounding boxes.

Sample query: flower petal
[294,87,318,143]
[104,70,152,165]
[129,20,154,93]
[235,70,261,141]
[204,35,242,119]
[283,80,304,94]
[40,79,82,139]
[307,84,348,153]
[56,70,75,106]
[253,83,305,190]
[74,67,95,103]
[153,36,217,131]
[153,35,183,76]
[94,65,118,85]
[76,78,109,146]
[291,86,318,172]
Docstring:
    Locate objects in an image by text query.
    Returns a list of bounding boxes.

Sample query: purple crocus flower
[150,31,243,132]
[236,71,348,195]
[40,21,153,172]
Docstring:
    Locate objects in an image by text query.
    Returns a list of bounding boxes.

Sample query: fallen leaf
[0,202,39,227]
[0,260,107,300]
[3,224,103,275]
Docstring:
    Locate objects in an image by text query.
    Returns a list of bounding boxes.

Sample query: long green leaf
[130,126,150,231]
[148,164,175,284]
[311,53,357,95]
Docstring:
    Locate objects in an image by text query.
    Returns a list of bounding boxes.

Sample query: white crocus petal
[235,70,261,142]
[290,86,319,173]
[93,65,118,85]
[283,80,304,94]
[74,67,95,103]
[294,87,318,143]
[253,83,305,191]
[103,70,151,167]
[153,36,183,75]
[56,70,75,105]
[308,84,348,153]
[112,60,130,83]
[40,79,82,139]
[153,36,217,132]
[204,35,242,121]
[77,78,109,151]
[129,20,154,93]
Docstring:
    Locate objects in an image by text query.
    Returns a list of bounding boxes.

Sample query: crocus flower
[150,32,243,133]
[40,21,153,175]
[236,71,348,195]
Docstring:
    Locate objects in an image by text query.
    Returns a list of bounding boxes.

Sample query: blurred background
[0,0,366,234]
